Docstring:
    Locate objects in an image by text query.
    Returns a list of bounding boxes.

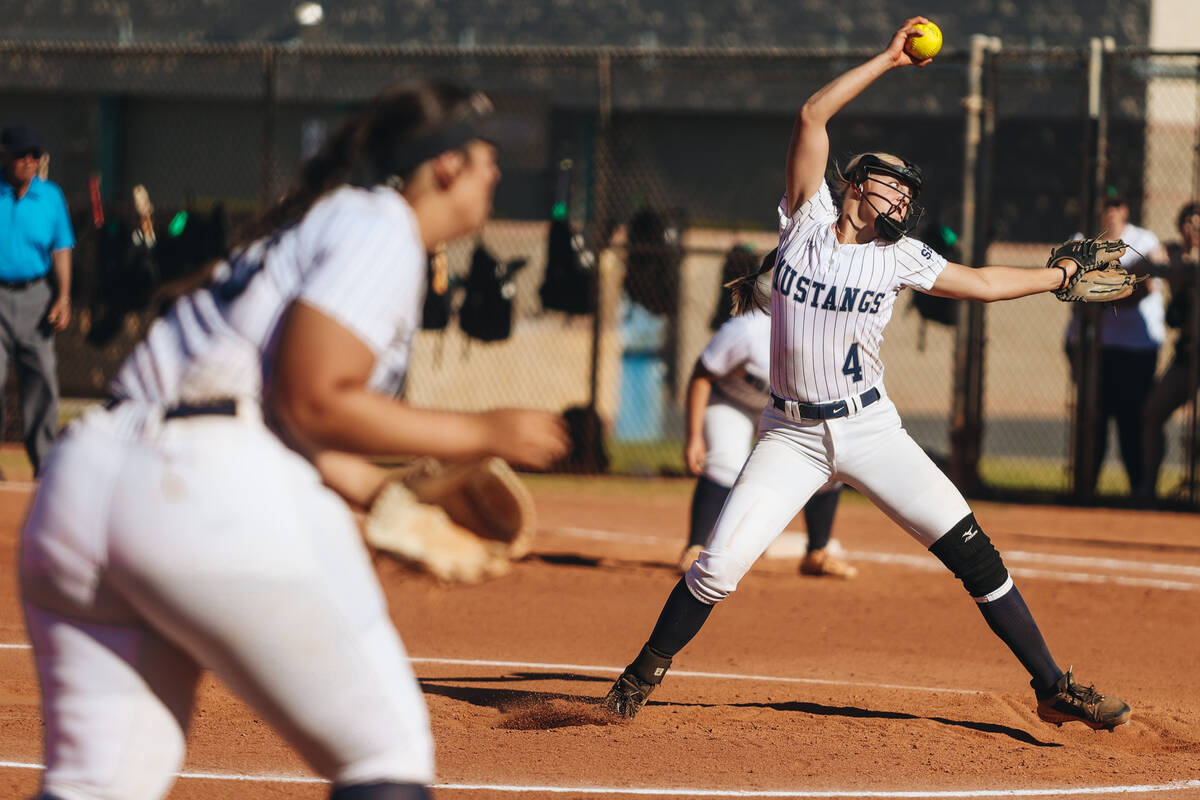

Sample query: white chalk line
[0,647,975,694]
[407,657,979,695]
[437,782,1200,797]
[844,550,1200,592]
[553,527,1200,592]
[0,762,1196,797]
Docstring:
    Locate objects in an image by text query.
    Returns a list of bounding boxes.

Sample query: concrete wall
[1142,0,1200,238]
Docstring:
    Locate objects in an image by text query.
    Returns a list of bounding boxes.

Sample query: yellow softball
[905,21,942,60]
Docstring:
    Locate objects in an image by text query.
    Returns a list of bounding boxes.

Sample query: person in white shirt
[1065,191,1168,494]
[19,81,568,800]
[598,18,1130,734]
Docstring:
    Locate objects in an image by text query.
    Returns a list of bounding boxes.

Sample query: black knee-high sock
[646,578,715,657]
[687,476,732,548]
[803,487,841,552]
[976,585,1062,693]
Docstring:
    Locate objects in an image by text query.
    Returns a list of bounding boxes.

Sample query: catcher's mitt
[1048,238,1143,302]
[364,457,536,582]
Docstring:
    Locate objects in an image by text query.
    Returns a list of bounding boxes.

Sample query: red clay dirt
[2,477,1199,799]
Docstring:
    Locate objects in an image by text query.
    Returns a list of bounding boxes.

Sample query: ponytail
[726,247,777,316]
[234,79,479,249]
[235,115,368,247]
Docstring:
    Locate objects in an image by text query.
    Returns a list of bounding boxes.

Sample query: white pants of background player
[19,402,433,800]
[686,388,971,604]
[701,395,840,501]
[700,398,760,486]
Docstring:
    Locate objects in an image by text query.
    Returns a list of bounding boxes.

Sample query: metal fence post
[261,47,278,209]
[587,51,613,416]
[1184,65,1200,504]
[1070,37,1110,503]
[950,34,993,493]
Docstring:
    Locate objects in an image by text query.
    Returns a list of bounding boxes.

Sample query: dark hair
[237,80,476,246]
[727,247,777,317]
[711,245,760,328]
[1178,202,1200,230]
[1101,188,1129,209]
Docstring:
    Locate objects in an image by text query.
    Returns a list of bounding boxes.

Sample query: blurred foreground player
[20,81,567,800]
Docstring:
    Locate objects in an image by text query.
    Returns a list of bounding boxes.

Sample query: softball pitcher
[678,248,853,579]
[19,81,567,800]
[602,18,1131,732]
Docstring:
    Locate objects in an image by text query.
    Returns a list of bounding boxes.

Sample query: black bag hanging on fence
[459,242,527,342]
[909,221,961,328]
[540,217,594,315]
[554,404,610,474]
[625,207,684,315]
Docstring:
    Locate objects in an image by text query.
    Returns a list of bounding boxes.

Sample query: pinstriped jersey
[111,185,426,404]
[769,181,947,403]
[700,309,771,412]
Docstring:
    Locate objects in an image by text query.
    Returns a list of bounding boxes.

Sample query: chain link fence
[1,40,1197,506]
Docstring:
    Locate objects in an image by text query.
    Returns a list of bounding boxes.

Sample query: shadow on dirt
[420,677,1059,744]
[730,699,1061,746]
[422,671,610,685]
[420,679,618,729]
[526,552,675,571]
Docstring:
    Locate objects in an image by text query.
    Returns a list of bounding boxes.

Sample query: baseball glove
[1048,238,1143,302]
[364,457,536,582]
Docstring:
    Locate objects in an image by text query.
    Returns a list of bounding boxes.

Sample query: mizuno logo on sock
[962,527,978,542]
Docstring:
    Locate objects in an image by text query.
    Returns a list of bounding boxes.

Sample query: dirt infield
[2,477,1200,799]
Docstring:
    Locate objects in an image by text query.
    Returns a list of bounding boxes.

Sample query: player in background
[1137,201,1200,502]
[600,18,1131,733]
[1064,190,1168,495]
[679,247,855,579]
[19,81,567,800]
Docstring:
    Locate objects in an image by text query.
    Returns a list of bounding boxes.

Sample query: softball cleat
[1035,669,1131,731]
[799,548,858,579]
[677,544,704,574]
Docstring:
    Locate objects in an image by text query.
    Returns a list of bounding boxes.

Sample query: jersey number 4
[842,343,864,383]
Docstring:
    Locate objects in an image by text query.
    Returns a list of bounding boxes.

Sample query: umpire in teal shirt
[0,124,73,475]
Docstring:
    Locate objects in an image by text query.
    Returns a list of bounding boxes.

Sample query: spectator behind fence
[1064,190,1167,495]
[1137,202,1200,503]
[0,124,74,476]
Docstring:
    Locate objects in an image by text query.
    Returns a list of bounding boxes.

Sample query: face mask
[859,185,910,242]
[874,213,907,242]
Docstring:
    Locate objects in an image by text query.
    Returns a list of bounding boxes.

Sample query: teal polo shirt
[0,176,75,282]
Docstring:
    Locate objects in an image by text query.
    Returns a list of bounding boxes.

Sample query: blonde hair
[829,151,905,208]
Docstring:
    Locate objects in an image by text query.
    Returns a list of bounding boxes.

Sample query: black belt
[0,275,45,290]
[103,397,238,419]
[164,399,238,419]
[771,387,881,420]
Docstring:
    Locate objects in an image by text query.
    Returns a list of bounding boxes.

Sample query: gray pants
[0,278,60,475]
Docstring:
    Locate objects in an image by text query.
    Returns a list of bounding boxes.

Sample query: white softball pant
[19,403,434,800]
[700,399,759,486]
[686,391,971,604]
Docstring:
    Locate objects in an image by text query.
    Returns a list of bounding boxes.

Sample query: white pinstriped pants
[686,391,971,604]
